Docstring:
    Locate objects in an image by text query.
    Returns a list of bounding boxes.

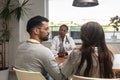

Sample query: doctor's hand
[57,50,68,57]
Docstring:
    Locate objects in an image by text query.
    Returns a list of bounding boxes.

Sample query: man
[50,24,76,57]
[14,16,65,80]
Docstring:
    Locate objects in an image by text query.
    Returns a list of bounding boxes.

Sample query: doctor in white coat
[50,24,76,57]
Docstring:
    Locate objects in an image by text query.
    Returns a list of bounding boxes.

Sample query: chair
[71,75,120,80]
[13,67,46,80]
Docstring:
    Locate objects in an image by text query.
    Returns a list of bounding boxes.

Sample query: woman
[61,21,114,79]
[51,24,76,57]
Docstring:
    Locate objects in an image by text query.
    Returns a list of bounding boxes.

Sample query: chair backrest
[13,67,46,80]
[71,75,120,80]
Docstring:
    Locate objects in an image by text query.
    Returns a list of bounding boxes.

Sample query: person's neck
[60,35,65,42]
[30,37,42,43]
[28,39,40,43]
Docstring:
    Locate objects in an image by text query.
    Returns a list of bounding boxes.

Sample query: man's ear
[33,27,39,35]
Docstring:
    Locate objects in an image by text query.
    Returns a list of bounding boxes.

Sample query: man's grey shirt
[14,40,64,80]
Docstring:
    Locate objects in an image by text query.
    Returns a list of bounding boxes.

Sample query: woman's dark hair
[76,21,114,78]
[26,15,49,34]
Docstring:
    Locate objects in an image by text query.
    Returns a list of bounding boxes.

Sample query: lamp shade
[72,0,99,7]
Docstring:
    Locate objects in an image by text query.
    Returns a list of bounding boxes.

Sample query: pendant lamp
[72,0,99,7]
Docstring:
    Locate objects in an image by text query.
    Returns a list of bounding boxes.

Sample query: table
[56,57,66,64]
[113,69,120,78]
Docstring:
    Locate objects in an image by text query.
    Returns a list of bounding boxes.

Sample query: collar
[59,35,69,44]
[27,39,40,44]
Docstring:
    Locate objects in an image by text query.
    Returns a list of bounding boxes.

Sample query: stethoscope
[59,35,70,44]
[65,36,70,44]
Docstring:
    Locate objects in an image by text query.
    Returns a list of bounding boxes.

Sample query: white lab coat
[50,35,76,57]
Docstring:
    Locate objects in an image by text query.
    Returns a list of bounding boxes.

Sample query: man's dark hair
[26,15,49,34]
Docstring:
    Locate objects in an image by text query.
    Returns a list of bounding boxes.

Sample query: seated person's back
[14,16,66,80]
[61,21,114,79]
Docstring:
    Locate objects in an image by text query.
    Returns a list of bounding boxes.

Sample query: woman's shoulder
[52,35,59,40]
[67,46,81,64]
[73,46,81,52]
[66,35,73,39]
[70,46,81,57]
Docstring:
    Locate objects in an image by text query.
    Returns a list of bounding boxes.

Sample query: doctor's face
[59,26,68,38]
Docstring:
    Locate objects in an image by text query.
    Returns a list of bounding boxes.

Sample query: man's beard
[39,34,49,41]
[42,36,48,41]
[39,31,49,41]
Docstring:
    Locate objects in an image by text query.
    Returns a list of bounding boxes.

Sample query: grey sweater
[14,41,65,80]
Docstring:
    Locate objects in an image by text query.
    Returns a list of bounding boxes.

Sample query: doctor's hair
[59,24,69,31]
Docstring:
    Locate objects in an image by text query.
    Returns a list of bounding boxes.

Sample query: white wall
[0,0,48,69]
[19,0,48,42]
[0,0,19,68]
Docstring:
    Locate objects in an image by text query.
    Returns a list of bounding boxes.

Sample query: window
[48,0,120,40]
